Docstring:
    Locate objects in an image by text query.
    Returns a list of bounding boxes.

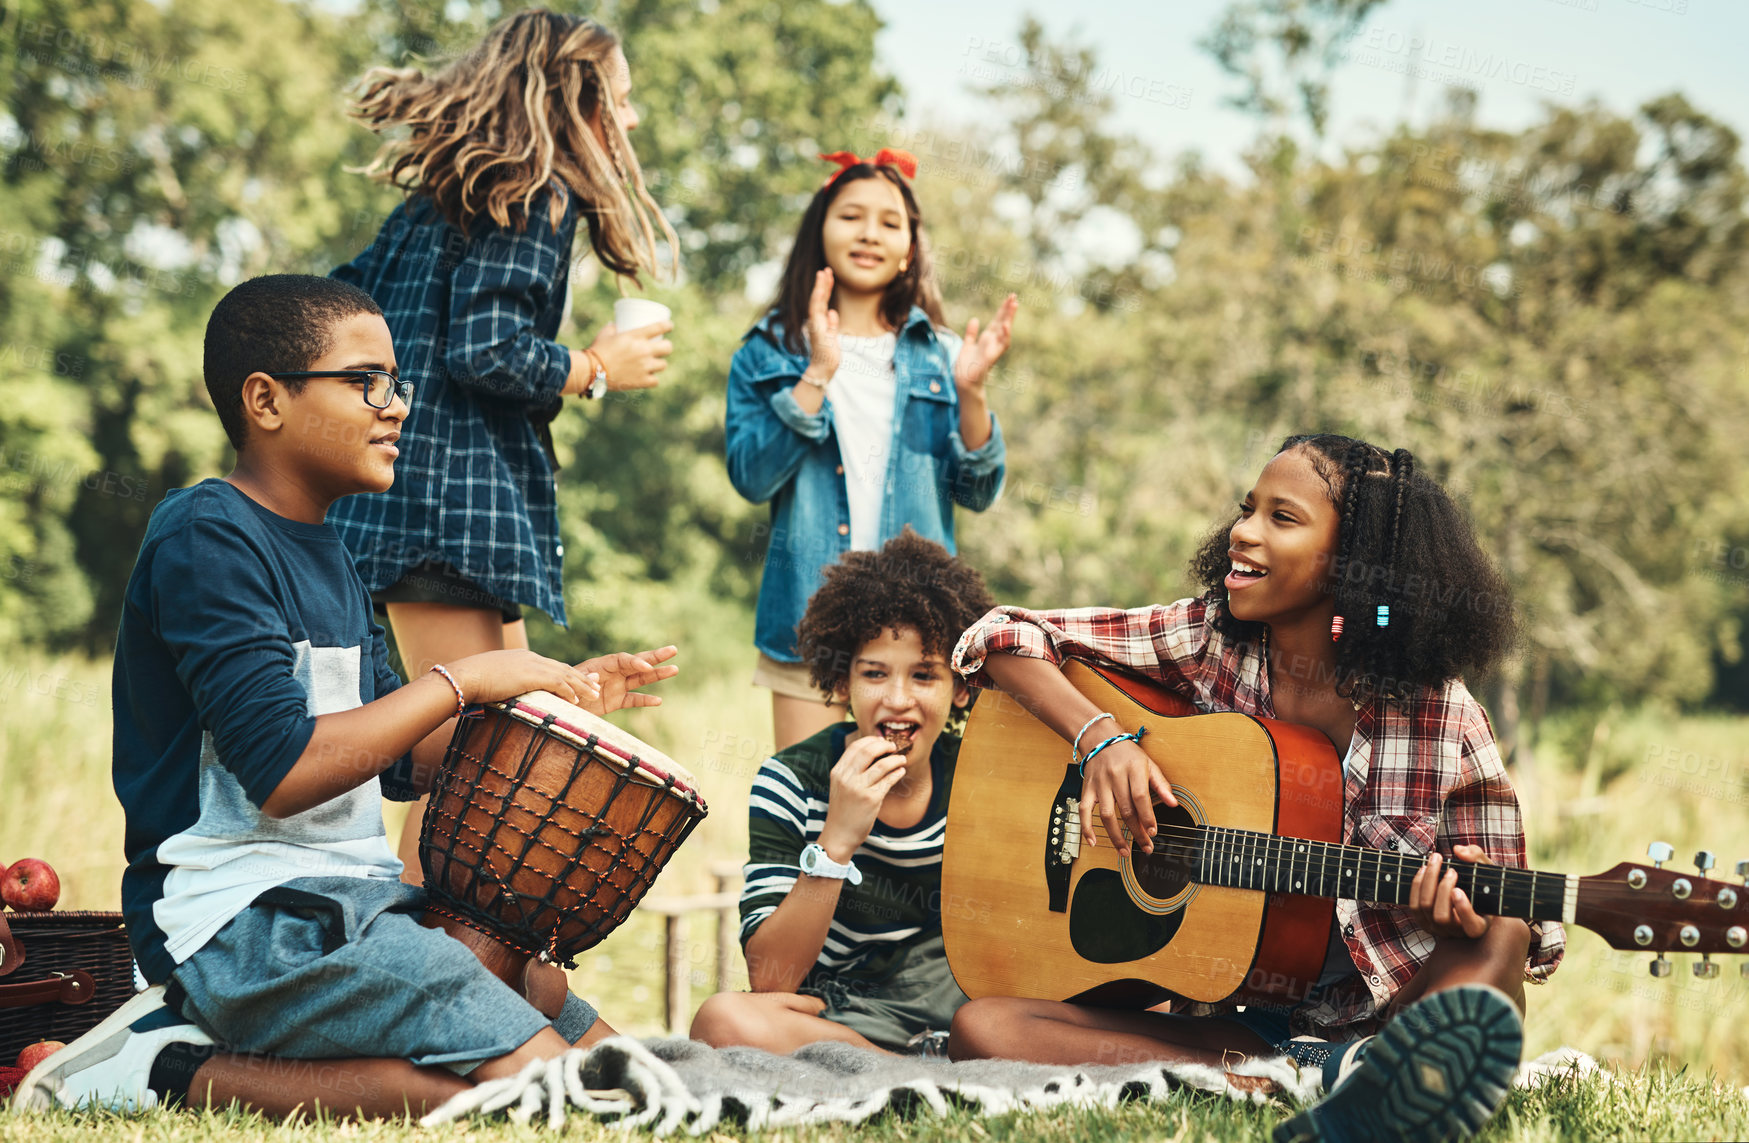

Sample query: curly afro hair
[796,528,997,700]
[1188,434,1518,704]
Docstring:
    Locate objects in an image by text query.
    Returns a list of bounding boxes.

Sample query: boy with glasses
[16,274,676,1119]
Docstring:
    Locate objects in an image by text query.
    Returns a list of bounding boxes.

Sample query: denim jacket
[726,306,1006,662]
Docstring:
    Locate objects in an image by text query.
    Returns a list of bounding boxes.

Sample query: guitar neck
[1192,825,1572,922]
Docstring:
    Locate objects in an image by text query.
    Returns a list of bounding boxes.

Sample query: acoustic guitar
[941,660,1746,1007]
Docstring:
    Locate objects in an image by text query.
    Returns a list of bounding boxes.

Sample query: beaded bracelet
[429,664,467,718]
[1070,711,1117,765]
[1078,725,1149,778]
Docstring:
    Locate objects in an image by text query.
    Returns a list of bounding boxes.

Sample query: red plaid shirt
[953,598,1564,1039]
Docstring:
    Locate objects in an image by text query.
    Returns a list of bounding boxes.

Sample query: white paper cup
[613,298,672,332]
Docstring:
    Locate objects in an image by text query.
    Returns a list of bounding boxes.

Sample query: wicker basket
[0,912,136,1062]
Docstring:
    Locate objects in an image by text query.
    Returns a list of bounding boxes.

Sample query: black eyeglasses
[269,370,413,410]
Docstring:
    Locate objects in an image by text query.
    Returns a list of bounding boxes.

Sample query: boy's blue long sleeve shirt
[113,480,417,985]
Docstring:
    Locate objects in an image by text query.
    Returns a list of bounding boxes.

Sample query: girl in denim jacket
[726,150,1017,750]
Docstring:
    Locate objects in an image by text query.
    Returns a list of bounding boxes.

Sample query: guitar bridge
[1046,764,1083,913]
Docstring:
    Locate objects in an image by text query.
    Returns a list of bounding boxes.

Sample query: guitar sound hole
[1130,801,1198,900]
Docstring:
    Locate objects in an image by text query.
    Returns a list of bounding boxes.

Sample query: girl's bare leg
[772,693,846,753]
[949,997,1274,1073]
[382,603,525,886]
[690,991,881,1054]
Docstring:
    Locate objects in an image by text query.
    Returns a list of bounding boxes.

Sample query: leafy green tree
[1,0,389,649]
[2,0,1743,732]
[1200,0,1387,136]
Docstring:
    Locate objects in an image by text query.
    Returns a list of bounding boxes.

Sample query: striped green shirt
[740,724,961,987]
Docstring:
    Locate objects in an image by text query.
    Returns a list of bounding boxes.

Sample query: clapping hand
[953,293,1019,395]
[802,267,841,384]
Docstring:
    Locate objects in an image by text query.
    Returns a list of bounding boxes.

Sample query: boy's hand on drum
[572,645,679,716]
[588,320,674,391]
[953,292,1018,396]
[802,268,841,383]
[447,650,601,709]
[1081,739,1175,858]
[816,734,907,863]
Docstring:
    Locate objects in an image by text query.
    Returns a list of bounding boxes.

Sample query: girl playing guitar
[950,434,1562,1143]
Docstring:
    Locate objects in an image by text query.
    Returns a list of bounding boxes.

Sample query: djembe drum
[418,690,707,987]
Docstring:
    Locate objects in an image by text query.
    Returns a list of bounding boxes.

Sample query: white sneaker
[11,985,214,1113]
[1323,1034,1372,1092]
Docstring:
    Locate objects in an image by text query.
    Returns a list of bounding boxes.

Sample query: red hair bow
[819,148,919,187]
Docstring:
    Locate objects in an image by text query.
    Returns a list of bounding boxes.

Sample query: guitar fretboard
[1192,825,1573,922]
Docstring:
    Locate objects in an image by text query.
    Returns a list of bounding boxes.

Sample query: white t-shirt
[827,329,964,551]
[830,332,899,551]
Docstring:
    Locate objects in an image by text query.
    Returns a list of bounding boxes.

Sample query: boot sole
[1271,984,1523,1143]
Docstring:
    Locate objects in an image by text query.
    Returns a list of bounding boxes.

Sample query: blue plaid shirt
[329,193,576,623]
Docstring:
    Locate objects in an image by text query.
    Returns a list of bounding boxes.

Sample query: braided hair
[1189,434,1517,704]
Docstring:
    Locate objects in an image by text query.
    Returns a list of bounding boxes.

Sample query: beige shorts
[753,652,839,704]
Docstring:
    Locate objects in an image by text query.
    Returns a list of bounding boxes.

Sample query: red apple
[1,859,60,912]
[15,1041,65,1072]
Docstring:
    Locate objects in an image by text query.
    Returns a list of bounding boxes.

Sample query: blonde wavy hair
[350,9,676,282]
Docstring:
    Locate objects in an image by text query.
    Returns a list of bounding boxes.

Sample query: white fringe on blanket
[418,1036,1598,1135]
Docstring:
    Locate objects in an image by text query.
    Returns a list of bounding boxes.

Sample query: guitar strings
[1062,819,1724,928]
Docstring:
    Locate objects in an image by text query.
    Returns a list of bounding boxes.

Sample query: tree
[2,1,1743,726]
[1200,0,1388,137]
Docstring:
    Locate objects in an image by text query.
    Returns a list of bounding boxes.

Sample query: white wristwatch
[584,361,608,399]
[799,842,862,885]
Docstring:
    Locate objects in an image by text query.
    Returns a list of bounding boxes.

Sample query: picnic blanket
[420,1036,1599,1134]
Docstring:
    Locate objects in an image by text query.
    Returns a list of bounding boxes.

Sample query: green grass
[5,1066,1748,1141]
[5,652,1749,1139]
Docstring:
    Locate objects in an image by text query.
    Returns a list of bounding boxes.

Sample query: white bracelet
[1072,712,1117,762]
[797,370,830,391]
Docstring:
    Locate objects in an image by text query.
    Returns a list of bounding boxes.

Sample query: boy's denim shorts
[171,875,598,1073]
[803,934,969,1052]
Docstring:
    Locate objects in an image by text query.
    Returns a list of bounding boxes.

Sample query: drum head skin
[503,691,703,795]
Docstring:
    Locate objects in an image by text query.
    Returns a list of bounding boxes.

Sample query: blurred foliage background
[1,0,1746,761]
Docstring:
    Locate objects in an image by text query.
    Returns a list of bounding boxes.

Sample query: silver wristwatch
[799,842,862,884]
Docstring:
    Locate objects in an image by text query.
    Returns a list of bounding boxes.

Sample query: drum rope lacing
[419,701,707,969]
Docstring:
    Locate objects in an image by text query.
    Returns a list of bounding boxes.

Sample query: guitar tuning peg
[1649,952,1673,977]
[1694,851,1715,877]
[1736,859,1749,885]
[1647,841,1674,869]
[1694,954,1719,980]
